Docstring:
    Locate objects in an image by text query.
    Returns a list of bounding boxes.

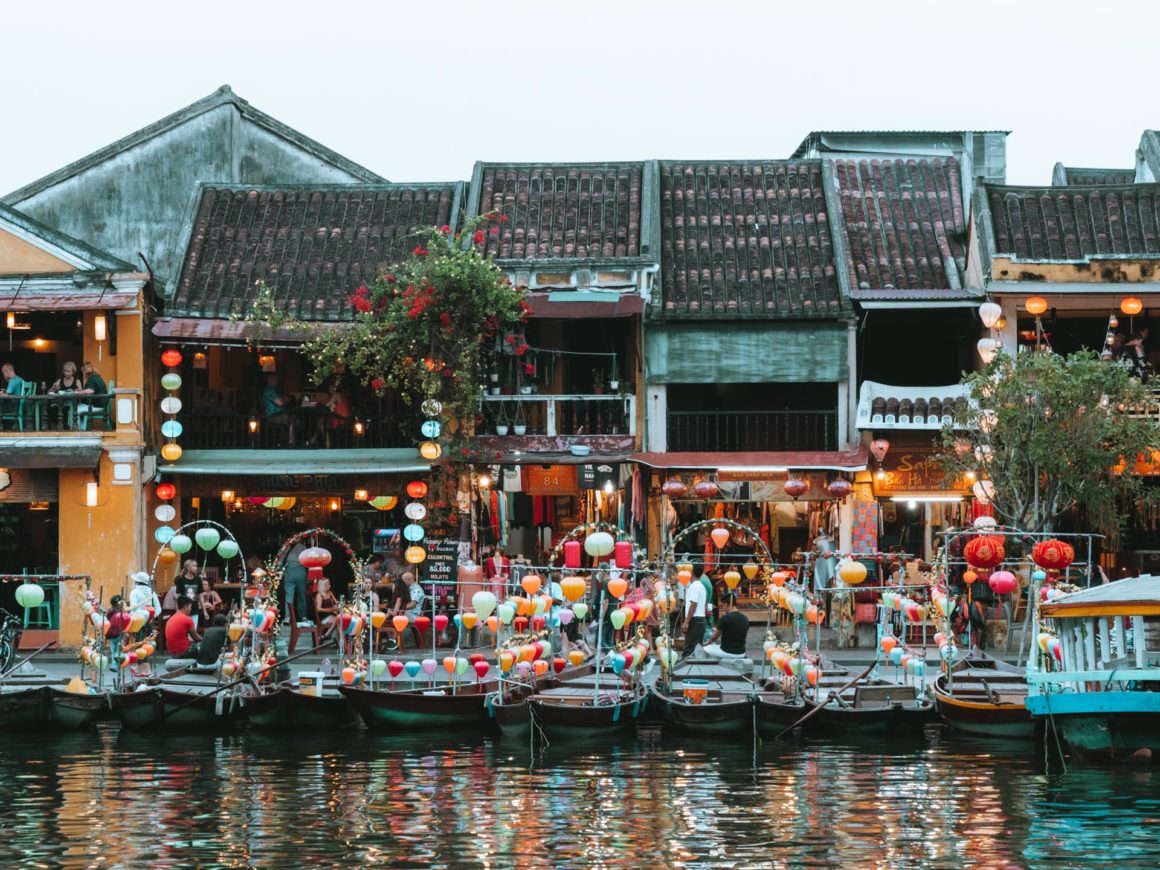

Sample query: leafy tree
[938,350,1160,534]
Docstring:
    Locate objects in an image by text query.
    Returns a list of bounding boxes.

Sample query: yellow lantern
[273,497,297,511]
[1025,295,1049,316]
[770,571,788,587]
[742,562,759,580]
[405,545,426,564]
[160,443,183,462]
[560,576,587,602]
[1121,296,1144,316]
[838,560,868,586]
[419,440,442,460]
[724,570,741,590]
[370,496,397,511]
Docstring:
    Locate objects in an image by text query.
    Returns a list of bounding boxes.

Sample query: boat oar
[0,641,57,680]
[772,660,876,741]
[124,642,328,733]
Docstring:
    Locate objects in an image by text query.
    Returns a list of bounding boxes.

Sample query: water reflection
[0,727,1155,867]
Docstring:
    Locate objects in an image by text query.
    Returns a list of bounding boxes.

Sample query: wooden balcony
[667,409,838,452]
[475,393,638,457]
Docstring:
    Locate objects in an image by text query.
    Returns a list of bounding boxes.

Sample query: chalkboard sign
[422,534,460,588]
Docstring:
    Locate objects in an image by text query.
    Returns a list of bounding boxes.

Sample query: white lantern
[584,531,615,557]
[977,338,999,364]
[972,479,996,504]
[978,301,1003,329]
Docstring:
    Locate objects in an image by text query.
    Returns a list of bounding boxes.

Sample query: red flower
[355,284,368,297]
[489,226,500,237]
[523,363,536,376]
[500,214,510,223]
[440,224,451,235]
[441,367,453,377]
[413,246,428,256]
[384,273,396,283]
[472,230,485,245]
[514,343,529,357]
[371,378,385,391]
[350,295,372,313]
[505,335,516,344]
[518,299,531,311]
[439,312,453,330]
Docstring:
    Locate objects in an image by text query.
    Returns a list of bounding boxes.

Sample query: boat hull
[805,698,936,736]
[530,690,647,741]
[651,688,753,736]
[1027,692,1160,759]
[109,686,240,731]
[754,695,810,738]
[933,676,1035,739]
[488,694,531,739]
[245,686,361,731]
[0,686,107,731]
[340,684,494,733]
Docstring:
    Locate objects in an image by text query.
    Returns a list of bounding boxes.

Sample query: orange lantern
[723,570,741,590]
[742,562,759,580]
[770,571,788,587]
[392,615,409,634]
[710,528,730,549]
[607,577,628,599]
[521,574,542,596]
[1025,295,1049,316]
[962,570,978,586]
[560,576,586,602]
[406,480,428,499]
[157,548,177,567]
[1121,296,1144,316]
[676,569,693,586]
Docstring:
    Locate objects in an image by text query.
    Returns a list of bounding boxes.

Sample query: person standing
[697,566,716,633]
[483,546,510,600]
[681,563,709,658]
[283,540,310,625]
[176,561,201,605]
[702,593,749,660]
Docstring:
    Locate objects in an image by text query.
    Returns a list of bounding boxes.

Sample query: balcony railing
[0,391,136,433]
[480,394,636,437]
[1125,387,1160,423]
[183,410,409,450]
[667,410,838,452]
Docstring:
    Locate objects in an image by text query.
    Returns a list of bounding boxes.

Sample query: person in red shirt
[165,596,202,657]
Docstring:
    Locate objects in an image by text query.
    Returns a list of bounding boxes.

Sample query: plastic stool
[23,582,57,629]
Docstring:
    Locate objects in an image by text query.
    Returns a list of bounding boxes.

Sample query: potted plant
[494,403,510,436]
[512,401,528,436]
[608,355,619,392]
[591,368,604,395]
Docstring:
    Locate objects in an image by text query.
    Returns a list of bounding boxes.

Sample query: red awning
[525,292,644,319]
[631,444,869,472]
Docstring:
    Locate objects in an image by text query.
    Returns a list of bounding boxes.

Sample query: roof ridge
[3,85,384,204]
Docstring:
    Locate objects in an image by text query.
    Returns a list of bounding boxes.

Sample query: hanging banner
[872,450,969,496]
[522,465,578,495]
[579,463,619,490]
[421,532,460,587]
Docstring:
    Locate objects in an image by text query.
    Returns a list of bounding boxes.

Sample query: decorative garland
[545,521,647,570]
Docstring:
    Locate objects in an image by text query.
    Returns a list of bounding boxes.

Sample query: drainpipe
[845,319,858,448]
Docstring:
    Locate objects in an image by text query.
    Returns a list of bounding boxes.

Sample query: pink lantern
[826,479,852,499]
[563,540,581,569]
[614,540,633,569]
[693,480,719,499]
[988,570,1017,595]
[870,438,890,463]
[434,614,449,632]
[710,527,730,549]
[299,546,332,582]
[783,478,809,500]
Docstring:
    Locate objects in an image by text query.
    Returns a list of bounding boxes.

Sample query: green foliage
[938,350,1160,534]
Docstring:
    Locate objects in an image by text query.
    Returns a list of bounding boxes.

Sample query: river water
[2,725,1158,868]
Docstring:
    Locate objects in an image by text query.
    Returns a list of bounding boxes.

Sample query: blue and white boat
[1025,575,1160,760]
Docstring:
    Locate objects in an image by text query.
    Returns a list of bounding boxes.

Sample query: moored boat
[0,682,108,731]
[108,680,242,731]
[799,679,936,736]
[244,681,361,731]
[340,680,498,732]
[650,662,756,736]
[933,657,1036,739]
[1025,575,1160,760]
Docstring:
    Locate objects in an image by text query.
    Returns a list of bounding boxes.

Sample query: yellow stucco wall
[992,256,1160,284]
[0,227,76,274]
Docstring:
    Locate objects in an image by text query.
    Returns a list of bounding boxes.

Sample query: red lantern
[513,616,528,633]
[1031,539,1075,572]
[783,478,809,500]
[160,349,183,368]
[406,480,428,499]
[155,482,176,501]
[870,438,890,463]
[661,479,687,498]
[299,546,332,582]
[614,540,633,569]
[563,540,581,569]
[693,480,719,499]
[826,479,852,499]
[963,535,1005,570]
[988,570,1017,595]
[415,616,431,632]
[962,570,978,586]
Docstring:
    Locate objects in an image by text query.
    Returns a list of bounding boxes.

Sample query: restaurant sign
[872,451,969,497]
[422,533,460,588]
[522,465,578,495]
[182,475,401,497]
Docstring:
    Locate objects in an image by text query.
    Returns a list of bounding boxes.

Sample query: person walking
[283,540,310,625]
[681,563,709,659]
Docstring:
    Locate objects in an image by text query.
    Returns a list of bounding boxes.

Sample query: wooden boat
[650,662,756,736]
[108,679,242,731]
[528,670,648,741]
[243,681,361,731]
[0,682,107,731]
[800,679,936,736]
[341,679,499,732]
[933,657,1036,739]
[488,663,598,739]
[754,662,850,738]
[1025,575,1160,760]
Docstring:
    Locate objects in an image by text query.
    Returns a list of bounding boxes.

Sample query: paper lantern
[584,531,614,557]
[160,397,182,415]
[870,438,890,463]
[770,571,788,587]
[676,569,692,586]
[160,373,182,391]
[979,301,1003,329]
[370,496,398,511]
[14,583,44,610]
[742,562,759,580]
[607,576,628,599]
[415,616,431,632]
[661,479,687,498]
[693,480,719,499]
[838,560,867,586]
[521,574,542,596]
[406,480,428,499]
[168,534,192,554]
[157,548,177,566]
[710,528,730,549]
[160,349,183,367]
[403,524,425,543]
[567,649,586,668]
[826,479,852,499]
[1025,296,1049,316]
[392,615,409,634]
[964,536,1005,570]
[272,497,297,511]
[473,661,491,680]
[462,612,479,630]
[1031,539,1075,572]
[962,569,978,586]
[572,602,589,619]
[881,635,897,654]
[419,440,442,460]
[614,540,633,568]
[724,570,741,590]
[405,545,426,564]
[1121,296,1144,316]
[610,609,627,630]
[783,478,809,500]
[404,501,427,521]
[160,443,183,462]
[563,540,581,568]
[370,611,387,629]
[405,660,422,679]
[216,539,240,560]
[194,527,221,551]
[155,482,176,501]
[988,570,1017,595]
[560,576,586,602]
[472,590,497,619]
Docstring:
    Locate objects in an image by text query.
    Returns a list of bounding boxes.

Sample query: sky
[3,0,1158,194]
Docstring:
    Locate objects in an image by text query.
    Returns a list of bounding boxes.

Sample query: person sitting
[76,361,109,425]
[0,363,25,429]
[49,361,82,394]
[315,577,339,640]
[702,593,750,660]
[197,577,223,624]
[323,383,352,447]
[164,596,202,658]
[261,374,296,445]
[196,614,229,667]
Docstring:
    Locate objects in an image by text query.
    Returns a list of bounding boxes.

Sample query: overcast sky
[4,0,1157,194]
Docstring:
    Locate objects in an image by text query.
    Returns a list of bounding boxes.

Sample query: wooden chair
[287,602,322,653]
[77,380,114,430]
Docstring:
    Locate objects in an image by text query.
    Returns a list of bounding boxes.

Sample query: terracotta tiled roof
[473,163,646,262]
[1057,167,1135,186]
[987,184,1160,260]
[833,158,967,293]
[658,160,844,319]
[172,183,460,321]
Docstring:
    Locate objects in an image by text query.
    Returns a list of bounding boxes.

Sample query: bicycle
[0,608,24,672]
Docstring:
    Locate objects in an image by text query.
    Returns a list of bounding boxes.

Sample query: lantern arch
[545,521,646,570]
[657,517,775,581]
[148,518,245,584]
[271,528,366,602]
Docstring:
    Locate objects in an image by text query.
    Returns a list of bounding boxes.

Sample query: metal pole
[593,594,605,704]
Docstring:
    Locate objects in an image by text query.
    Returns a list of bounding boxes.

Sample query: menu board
[422,533,460,588]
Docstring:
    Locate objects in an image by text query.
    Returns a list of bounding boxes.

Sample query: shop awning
[159,448,428,476]
[631,445,868,472]
[0,436,103,468]
[151,318,343,344]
